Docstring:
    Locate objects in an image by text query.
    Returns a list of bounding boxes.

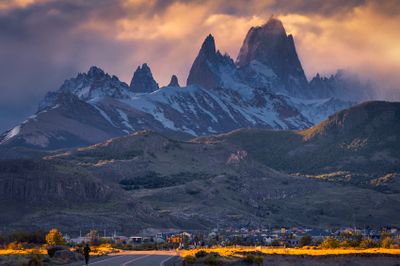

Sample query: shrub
[271,239,280,246]
[244,254,264,264]
[253,255,264,265]
[339,240,352,248]
[29,254,43,266]
[299,235,312,246]
[359,239,377,248]
[184,255,196,264]
[195,250,208,258]
[320,237,339,249]
[204,255,222,265]
[7,241,20,250]
[47,245,67,258]
[381,237,394,248]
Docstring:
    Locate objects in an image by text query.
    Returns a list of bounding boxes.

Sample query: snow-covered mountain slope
[0,18,368,150]
[0,66,312,149]
[286,97,356,124]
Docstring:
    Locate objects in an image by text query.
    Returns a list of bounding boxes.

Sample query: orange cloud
[0,0,45,10]
[71,0,400,90]
[278,2,400,89]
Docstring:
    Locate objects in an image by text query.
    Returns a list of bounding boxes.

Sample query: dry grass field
[180,246,400,257]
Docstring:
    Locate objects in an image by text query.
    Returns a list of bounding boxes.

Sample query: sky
[1,0,400,131]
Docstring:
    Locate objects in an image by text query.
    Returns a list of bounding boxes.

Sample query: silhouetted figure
[83,243,91,265]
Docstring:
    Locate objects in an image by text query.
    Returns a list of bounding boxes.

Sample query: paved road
[71,251,179,266]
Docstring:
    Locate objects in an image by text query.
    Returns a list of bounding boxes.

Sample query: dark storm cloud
[0,0,137,131]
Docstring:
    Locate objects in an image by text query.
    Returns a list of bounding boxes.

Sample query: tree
[45,229,65,246]
[299,235,312,246]
[87,229,99,245]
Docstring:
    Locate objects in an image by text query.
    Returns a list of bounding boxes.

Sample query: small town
[2,226,400,265]
[61,226,400,249]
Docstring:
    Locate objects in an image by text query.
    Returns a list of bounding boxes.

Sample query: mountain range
[0,18,398,234]
[0,18,372,151]
[0,101,399,233]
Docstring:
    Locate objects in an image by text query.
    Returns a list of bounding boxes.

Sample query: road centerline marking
[160,255,175,266]
[84,254,123,265]
[121,254,151,266]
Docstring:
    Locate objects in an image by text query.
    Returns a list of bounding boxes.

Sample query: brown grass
[179,246,400,258]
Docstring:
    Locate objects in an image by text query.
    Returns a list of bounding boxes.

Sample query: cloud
[278,1,400,89]
[0,0,399,131]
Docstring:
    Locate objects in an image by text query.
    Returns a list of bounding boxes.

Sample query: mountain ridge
[0,101,399,233]
[0,17,374,151]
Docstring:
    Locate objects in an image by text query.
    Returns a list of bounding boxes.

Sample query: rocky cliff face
[0,160,111,203]
[186,34,236,89]
[130,63,159,93]
[168,75,180,87]
[236,18,309,97]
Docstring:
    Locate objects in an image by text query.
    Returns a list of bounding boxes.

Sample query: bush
[339,240,351,248]
[47,245,67,258]
[195,250,208,258]
[184,255,196,264]
[253,255,264,264]
[320,237,339,249]
[271,239,280,246]
[204,255,222,266]
[7,241,21,250]
[299,235,312,246]
[29,254,43,266]
[359,239,377,248]
[381,237,394,248]
[244,254,264,264]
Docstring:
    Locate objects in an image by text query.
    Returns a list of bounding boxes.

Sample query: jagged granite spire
[199,34,216,57]
[168,75,180,87]
[54,66,130,102]
[87,66,105,78]
[130,63,159,93]
[236,17,308,95]
[187,34,235,88]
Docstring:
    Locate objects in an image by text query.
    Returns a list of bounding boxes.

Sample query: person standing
[83,243,91,265]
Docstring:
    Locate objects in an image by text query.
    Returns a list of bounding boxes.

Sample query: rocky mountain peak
[236,17,308,96]
[261,17,286,35]
[87,66,106,78]
[168,75,180,87]
[130,63,159,93]
[187,34,235,88]
[199,34,216,57]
